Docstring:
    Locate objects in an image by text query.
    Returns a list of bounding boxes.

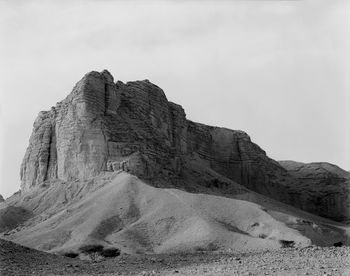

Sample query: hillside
[2,172,349,254]
[1,70,349,255]
[19,70,350,222]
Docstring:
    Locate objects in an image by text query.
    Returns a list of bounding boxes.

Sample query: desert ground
[2,172,350,275]
[0,240,350,276]
[1,238,350,276]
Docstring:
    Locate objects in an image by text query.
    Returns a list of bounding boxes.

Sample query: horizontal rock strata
[279,161,350,222]
[20,70,350,222]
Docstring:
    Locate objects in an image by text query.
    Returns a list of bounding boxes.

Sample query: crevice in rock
[44,125,53,182]
[104,83,108,115]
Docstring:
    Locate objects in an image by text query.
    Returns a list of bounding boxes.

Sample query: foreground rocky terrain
[1,238,350,275]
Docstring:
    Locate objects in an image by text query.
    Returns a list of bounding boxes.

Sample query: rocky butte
[20,70,349,223]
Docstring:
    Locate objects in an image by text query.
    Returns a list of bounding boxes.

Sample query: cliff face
[279,161,350,222]
[20,70,350,222]
[21,71,118,189]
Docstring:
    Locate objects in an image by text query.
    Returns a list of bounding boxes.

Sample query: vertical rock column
[20,110,56,191]
[55,70,120,182]
[20,70,121,191]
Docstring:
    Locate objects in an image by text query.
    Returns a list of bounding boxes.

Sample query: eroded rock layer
[20,70,350,222]
[279,161,350,222]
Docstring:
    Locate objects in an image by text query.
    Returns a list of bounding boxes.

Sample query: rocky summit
[20,70,349,223]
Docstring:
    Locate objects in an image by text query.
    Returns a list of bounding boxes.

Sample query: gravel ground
[1,239,350,275]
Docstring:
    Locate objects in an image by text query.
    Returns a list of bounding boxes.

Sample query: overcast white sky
[0,0,349,198]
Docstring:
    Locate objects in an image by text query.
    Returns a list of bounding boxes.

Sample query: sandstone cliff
[20,70,350,223]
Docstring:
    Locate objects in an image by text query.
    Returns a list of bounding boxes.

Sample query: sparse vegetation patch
[63,251,79,258]
[79,244,104,262]
[279,240,295,248]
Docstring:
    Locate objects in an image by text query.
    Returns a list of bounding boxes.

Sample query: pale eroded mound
[1,172,314,254]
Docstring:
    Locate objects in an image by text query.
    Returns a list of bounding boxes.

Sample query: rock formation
[20,70,350,222]
[0,195,4,202]
[279,161,350,222]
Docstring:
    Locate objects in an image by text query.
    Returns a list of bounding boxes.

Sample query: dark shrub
[194,243,218,252]
[79,244,104,253]
[79,244,104,262]
[64,252,79,258]
[279,240,295,248]
[194,246,206,252]
[207,242,218,251]
[101,247,121,258]
[333,242,343,247]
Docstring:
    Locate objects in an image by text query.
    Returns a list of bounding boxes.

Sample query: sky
[0,0,349,198]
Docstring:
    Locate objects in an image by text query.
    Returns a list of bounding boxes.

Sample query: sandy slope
[1,172,348,255]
